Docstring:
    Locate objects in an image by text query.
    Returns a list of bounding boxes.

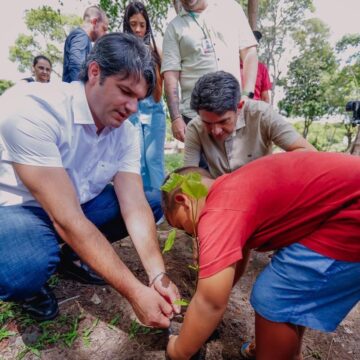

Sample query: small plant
[108,314,121,330]
[128,319,163,339]
[82,318,99,347]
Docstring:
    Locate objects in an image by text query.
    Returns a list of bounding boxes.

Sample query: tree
[255,0,314,104]
[99,0,172,33]
[9,6,81,78]
[0,80,14,96]
[279,18,338,139]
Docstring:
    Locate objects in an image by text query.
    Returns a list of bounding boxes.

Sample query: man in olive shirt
[184,71,315,178]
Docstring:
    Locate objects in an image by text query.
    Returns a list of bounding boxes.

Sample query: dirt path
[1,224,359,359]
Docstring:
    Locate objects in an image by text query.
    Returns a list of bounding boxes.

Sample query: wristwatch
[242,90,254,99]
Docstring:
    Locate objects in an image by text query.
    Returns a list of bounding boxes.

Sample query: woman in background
[23,55,52,83]
[123,1,166,223]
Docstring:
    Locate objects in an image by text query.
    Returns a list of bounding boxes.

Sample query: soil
[1,222,359,359]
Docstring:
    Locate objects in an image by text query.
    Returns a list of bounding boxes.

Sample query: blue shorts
[250,243,360,332]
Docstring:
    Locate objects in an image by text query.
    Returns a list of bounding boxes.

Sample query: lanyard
[188,11,208,39]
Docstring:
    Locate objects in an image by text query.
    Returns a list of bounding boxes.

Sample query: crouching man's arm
[167,265,235,360]
[113,171,181,314]
[14,164,177,328]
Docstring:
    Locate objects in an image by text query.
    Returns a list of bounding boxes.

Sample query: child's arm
[167,265,235,360]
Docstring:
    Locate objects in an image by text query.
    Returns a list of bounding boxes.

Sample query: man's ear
[88,62,100,83]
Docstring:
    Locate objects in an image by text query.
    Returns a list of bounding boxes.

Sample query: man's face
[180,0,206,12]
[86,62,148,131]
[91,19,108,41]
[33,59,51,83]
[199,110,238,142]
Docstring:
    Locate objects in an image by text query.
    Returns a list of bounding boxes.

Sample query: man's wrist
[171,115,182,123]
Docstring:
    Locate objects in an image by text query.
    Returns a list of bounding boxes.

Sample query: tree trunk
[172,0,181,14]
[350,126,360,155]
[247,0,259,30]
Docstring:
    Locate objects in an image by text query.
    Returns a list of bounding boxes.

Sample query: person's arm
[163,70,186,142]
[167,266,235,360]
[284,137,316,152]
[113,171,181,313]
[260,90,271,103]
[67,31,90,82]
[13,164,175,327]
[184,122,201,167]
[240,46,258,99]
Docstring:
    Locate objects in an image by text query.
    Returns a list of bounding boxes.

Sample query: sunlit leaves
[163,229,176,254]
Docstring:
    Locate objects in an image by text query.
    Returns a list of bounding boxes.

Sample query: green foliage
[161,172,208,201]
[165,153,184,174]
[128,319,163,339]
[0,80,14,95]
[173,298,190,306]
[99,0,172,34]
[9,6,81,77]
[163,229,176,254]
[82,318,99,347]
[336,34,360,64]
[279,18,337,137]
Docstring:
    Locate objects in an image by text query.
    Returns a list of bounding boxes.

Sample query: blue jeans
[130,96,166,190]
[0,185,162,301]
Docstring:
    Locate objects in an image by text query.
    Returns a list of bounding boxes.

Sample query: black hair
[253,30,262,43]
[123,2,161,68]
[33,55,52,68]
[78,32,155,97]
[190,71,241,115]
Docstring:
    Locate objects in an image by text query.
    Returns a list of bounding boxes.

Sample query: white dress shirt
[0,81,140,206]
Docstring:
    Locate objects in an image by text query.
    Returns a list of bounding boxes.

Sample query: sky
[0,0,359,82]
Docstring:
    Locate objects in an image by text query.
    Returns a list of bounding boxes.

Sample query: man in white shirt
[0,33,180,324]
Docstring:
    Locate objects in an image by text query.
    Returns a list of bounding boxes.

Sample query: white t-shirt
[0,81,140,206]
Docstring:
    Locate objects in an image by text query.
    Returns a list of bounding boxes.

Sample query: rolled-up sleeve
[161,24,182,73]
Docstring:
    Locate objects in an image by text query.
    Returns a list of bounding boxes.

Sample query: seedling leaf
[161,173,183,192]
[181,179,208,200]
[162,229,176,254]
[173,299,190,306]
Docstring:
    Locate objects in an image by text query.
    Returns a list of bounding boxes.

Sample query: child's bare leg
[255,312,305,360]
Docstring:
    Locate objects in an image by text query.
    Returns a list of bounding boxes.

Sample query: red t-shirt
[198,152,360,278]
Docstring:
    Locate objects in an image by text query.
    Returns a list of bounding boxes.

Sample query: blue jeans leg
[0,185,127,301]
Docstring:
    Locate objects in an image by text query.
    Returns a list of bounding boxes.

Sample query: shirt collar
[71,81,96,125]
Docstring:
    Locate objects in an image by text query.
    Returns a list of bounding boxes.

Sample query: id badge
[201,38,214,54]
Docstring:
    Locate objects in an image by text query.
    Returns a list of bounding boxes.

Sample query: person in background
[123,1,166,223]
[161,0,258,142]
[22,55,52,83]
[184,71,315,179]
[62,5,108,83]
[241,30,272,103]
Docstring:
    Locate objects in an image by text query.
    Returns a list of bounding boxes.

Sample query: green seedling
[61,315,80,347]
[0,328,16,341]
[82,318,99,347]
[47,274,60,288]
[0,301,16,325]
[128,320,163,339]
[163,229,176,254]
[173,299,190,307]
[108,314,121,330]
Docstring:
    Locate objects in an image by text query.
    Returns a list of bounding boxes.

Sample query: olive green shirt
[184,100,301,178]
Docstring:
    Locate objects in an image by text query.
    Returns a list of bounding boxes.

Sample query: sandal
[240,341,256,359]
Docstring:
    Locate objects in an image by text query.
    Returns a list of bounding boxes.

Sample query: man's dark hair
[253,30,262,43]
[33,55,52,68]
[190,71,241,115]
[78,32,155,97]
[83,5,107,23]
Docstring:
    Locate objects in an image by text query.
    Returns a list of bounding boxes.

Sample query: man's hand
[130,284,175,328]
[151,273,181,314]
[172,117,187,142]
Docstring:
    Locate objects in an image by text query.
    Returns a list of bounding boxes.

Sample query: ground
[0,222,359,360]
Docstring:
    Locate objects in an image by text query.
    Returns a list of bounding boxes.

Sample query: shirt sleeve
[161,23,182,73]
[184,120,201,166]
[198,208,247,279]
[67,32,90,82]
[260,104,301,149]
[0,97,62,167]
[234,1,258,50]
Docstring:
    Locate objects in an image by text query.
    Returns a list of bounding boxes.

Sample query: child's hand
[167,335,184,360]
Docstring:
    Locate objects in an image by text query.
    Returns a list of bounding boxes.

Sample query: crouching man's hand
[151,272,181,314]
[129,284,174,328]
